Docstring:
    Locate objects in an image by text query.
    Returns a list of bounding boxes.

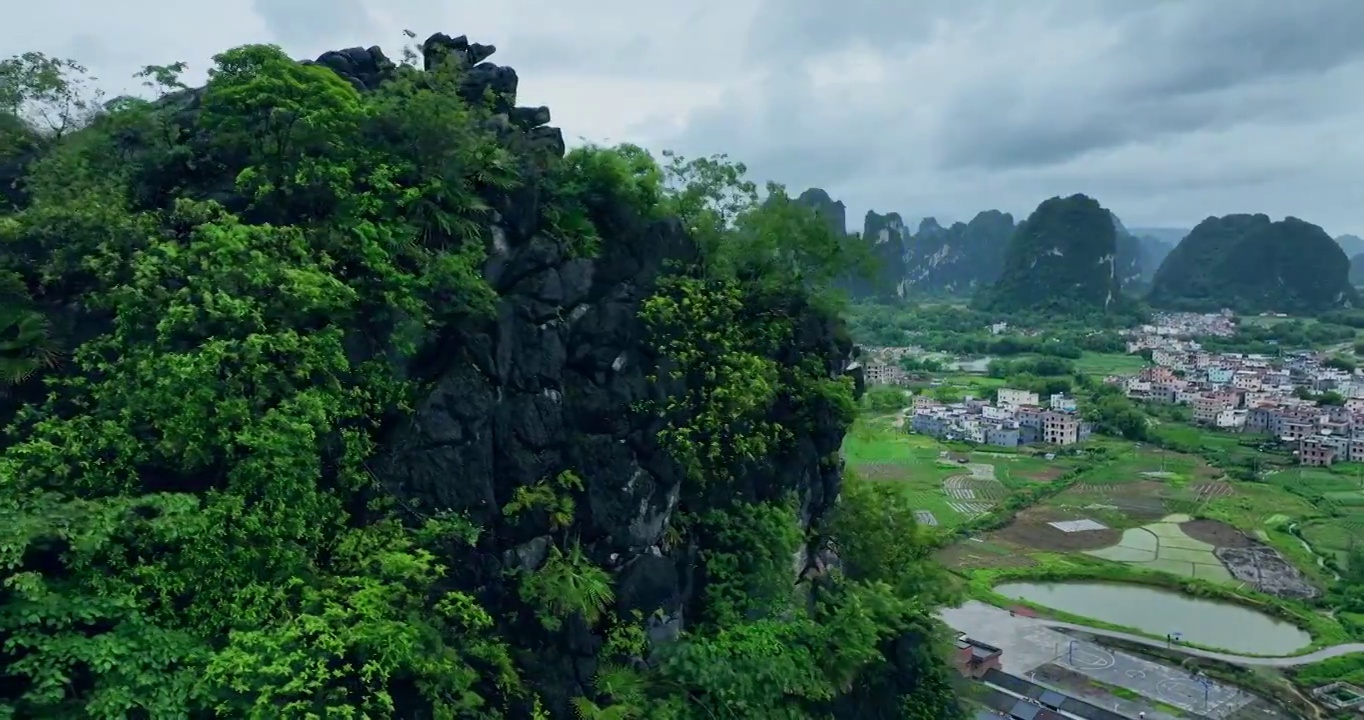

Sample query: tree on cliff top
[0,36,959,720]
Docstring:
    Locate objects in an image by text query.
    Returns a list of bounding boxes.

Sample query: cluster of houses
[858,346,920,385]
[1122,311,1236,353]
[908,388,1092,448]
[1118,348,1364,466]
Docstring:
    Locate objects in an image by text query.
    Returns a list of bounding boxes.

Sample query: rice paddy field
[851,400,1350,593]
[1084,514,1234,582]
[1264,466,1364,568]
[841,418,1080,529]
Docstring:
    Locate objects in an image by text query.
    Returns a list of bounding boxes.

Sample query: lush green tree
[0,36,963,720]
[1082,385,1149,441]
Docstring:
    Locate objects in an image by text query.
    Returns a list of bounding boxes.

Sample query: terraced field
[1085,514,1234,582]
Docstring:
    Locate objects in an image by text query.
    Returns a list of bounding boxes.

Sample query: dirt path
[1288,522,1341,583]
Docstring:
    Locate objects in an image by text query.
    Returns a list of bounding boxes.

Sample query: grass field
[842,419,1077,528]
[1149,422,1291,467]
[1080,443,1216,487]
[1074,352,1148,376]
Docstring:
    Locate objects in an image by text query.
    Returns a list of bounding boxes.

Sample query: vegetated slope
[1149,214,1358,313]
[791,190,903,299]
[974,194,1124,313]
[0,36,963,718]
[794,186,848,236]
[1351,252,1364,286]
[860,209,911,297]
[900,211,1015,295]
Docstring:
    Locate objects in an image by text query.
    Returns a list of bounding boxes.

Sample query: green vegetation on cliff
[901,212,1015,296]
[1149,214,1358,313]
[0,34,963,719]
[974,194,1127,315]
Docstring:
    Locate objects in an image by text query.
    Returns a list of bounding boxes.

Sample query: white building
[997,388,1040,408]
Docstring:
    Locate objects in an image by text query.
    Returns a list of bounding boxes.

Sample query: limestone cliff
[901,211,1015,295]
[1150,214,1357,313]
[858,209,911,297]
[794,187,848,236]
[974,194,1125,313]
[0,32,961,719]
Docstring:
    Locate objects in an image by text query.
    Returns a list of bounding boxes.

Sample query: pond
[996,581,1311,655]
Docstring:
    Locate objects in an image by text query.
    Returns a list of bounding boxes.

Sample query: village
[883,311,1364,466]
[908,388,1093,448]
[1120,315,1364,467]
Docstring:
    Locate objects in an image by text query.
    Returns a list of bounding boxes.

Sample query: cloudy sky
[7,0,1364,236]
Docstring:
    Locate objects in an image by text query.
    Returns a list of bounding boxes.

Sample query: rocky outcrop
[1150,214,1358,313]
[899,211,1015,295]
[975,194,1124,313]
[310,34,566,159]
[794,187,847,237]
[340,39,860,712]
[0,33,867,717]
[858,210,910,298]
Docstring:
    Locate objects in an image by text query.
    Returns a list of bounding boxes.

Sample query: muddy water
[996,581,1311,655]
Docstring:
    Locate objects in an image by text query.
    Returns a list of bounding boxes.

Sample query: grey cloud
[11,0,1364,235]
[1116,0,1364,100]
[251,0,372,48]
[708,0,1364,175]
[926,1,1364,170]
[497,34,653,76]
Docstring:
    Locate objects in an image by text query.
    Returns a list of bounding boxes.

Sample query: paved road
[1036,617,1364,667]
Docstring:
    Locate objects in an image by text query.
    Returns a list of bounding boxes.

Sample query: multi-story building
[1192,392,1236,425]
[985,426,1020,448]
[997,388,1040,408]
[1300,437,1337,467]
[1246,405,1277,434]
[1049,393,1078,412]
[1149,383,1180,403]
[1042,411,1081,445]
[1214,408,1246,429]
[1207,367,1234,385]
[1140,366,1177,384]
[863,362,908,385]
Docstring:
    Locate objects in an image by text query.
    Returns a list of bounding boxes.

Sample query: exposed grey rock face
[976,194,1125,312]
[900,210,1015,294]
[859,210,911,297]
[346,38,861,714]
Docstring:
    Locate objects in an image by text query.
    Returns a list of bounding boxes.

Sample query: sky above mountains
[7,0,1364,236]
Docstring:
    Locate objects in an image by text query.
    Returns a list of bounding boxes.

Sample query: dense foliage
[1200,319,1356,354]
[973,194,1128,314]
[0,38,964,719]
[1148,214,1358,314]
[843,302,1134,356]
